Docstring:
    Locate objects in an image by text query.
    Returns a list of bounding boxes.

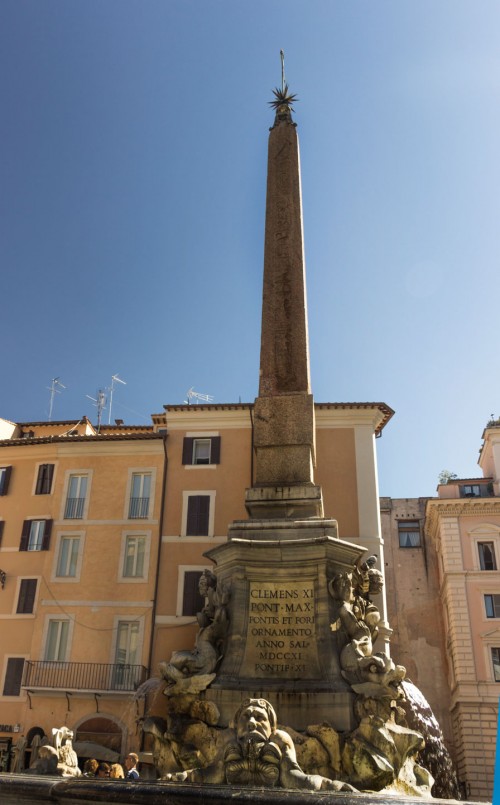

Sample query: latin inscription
[242,580,319,678]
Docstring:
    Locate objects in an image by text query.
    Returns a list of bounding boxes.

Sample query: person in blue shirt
[124,753,140,780]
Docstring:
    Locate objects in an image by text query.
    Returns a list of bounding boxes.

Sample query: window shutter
[198,496,210,534]
[3,657,25,696]
[35,465,45,494]
[186,495,210,536]
[17,579,37,614]
[186,496,198,535]
[182,571,205,616]
[211,437,221,464]
[45,464,54,493]
[41,520,53,551]
[182,438,194,465]
[0,521,4,547]
[0,466,12,495]
[36,464,54,494]
[19,520,30,551]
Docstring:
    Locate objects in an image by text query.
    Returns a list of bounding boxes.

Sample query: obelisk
[205,69,359,730]
[245,77,323,519]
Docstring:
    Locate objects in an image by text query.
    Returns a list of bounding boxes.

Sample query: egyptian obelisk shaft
[258,112,310,397]
[246,97,323,518]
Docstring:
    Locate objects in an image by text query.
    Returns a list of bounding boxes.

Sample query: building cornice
[163,401,394,435]
[315,403,394,435]
[426,497,500,534]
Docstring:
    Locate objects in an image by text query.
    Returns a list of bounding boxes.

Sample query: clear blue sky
[2,1,499,498]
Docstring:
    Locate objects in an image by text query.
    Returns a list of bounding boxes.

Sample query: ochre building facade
[0,401,391,771]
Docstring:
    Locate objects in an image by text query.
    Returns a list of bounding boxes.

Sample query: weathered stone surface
[229,516,337,541]
[249,108,320,518]
[253,395,315,448]
[0,774,475,805]
[259,119,310,398]
[305,723,343,776]
[204,530,365,731]
[245,485,324,519]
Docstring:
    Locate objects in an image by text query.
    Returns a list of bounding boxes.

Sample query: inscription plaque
[242,580,321,679]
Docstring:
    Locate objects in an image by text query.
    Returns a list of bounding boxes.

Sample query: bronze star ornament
[269,51,298,123]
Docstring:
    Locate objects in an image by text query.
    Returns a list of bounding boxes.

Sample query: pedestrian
[124,752,140,780]
[83,758,99,777]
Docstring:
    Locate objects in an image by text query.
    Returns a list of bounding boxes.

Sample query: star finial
[269,50,298,124]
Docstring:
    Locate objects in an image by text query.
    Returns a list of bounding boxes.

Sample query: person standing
[124,752,139,780]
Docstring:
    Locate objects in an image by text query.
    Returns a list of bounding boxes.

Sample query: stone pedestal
[204,521,367,731]
[244,487,324,519]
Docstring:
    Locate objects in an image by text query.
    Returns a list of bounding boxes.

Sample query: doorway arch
[74,713,125,757]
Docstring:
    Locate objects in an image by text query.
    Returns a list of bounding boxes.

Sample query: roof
[0,432,165,448]
[439,477,492,485]
[16,420,89,427]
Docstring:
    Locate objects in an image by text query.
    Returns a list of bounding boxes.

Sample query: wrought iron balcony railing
[128,496,150,519]
[64,497,85,519]
[22,661,147,692]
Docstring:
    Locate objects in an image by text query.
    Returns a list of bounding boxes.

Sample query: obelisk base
[205,525,367,732]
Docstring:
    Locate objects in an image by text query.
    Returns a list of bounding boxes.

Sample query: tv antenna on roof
[184,387,214,405]
[108,374,127,424]
[47,377,66,421]
[86,389,107,432]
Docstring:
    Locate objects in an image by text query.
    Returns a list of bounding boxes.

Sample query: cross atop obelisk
[245,57,323,520]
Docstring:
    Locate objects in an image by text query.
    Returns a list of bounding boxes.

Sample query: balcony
[22,661,148,693]
[128,496,150,519]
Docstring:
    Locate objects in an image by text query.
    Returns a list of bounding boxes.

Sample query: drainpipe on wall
[140,433,168,754]
[147,434,168,677]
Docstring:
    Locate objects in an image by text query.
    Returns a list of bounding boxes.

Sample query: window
[491,648,500,681]
[64,475,88,519]
[16,579,37,614]
[123,536,146,578]
[461,484,481,498]
[112,620,141,688]
[115,621,140,665]
[0,466,12,495]
[398,520,421,548]
[478,542,497,571]
[182,571,206,616]
[45,620,69,661]
[2,658,25,696]
[182,436,221,466]
[19,520,52,552]
[186,495,210,536]
[485,594,500,618]
[35,464,54,495]
[56,537,80,578]
[128,473,151,519]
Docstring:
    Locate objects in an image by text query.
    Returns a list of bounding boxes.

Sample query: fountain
[0,67,468,805]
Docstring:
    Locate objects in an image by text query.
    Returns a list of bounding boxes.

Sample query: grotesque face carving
[235,700,275,743]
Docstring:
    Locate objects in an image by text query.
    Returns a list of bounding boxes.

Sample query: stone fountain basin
[0,774,471,805]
